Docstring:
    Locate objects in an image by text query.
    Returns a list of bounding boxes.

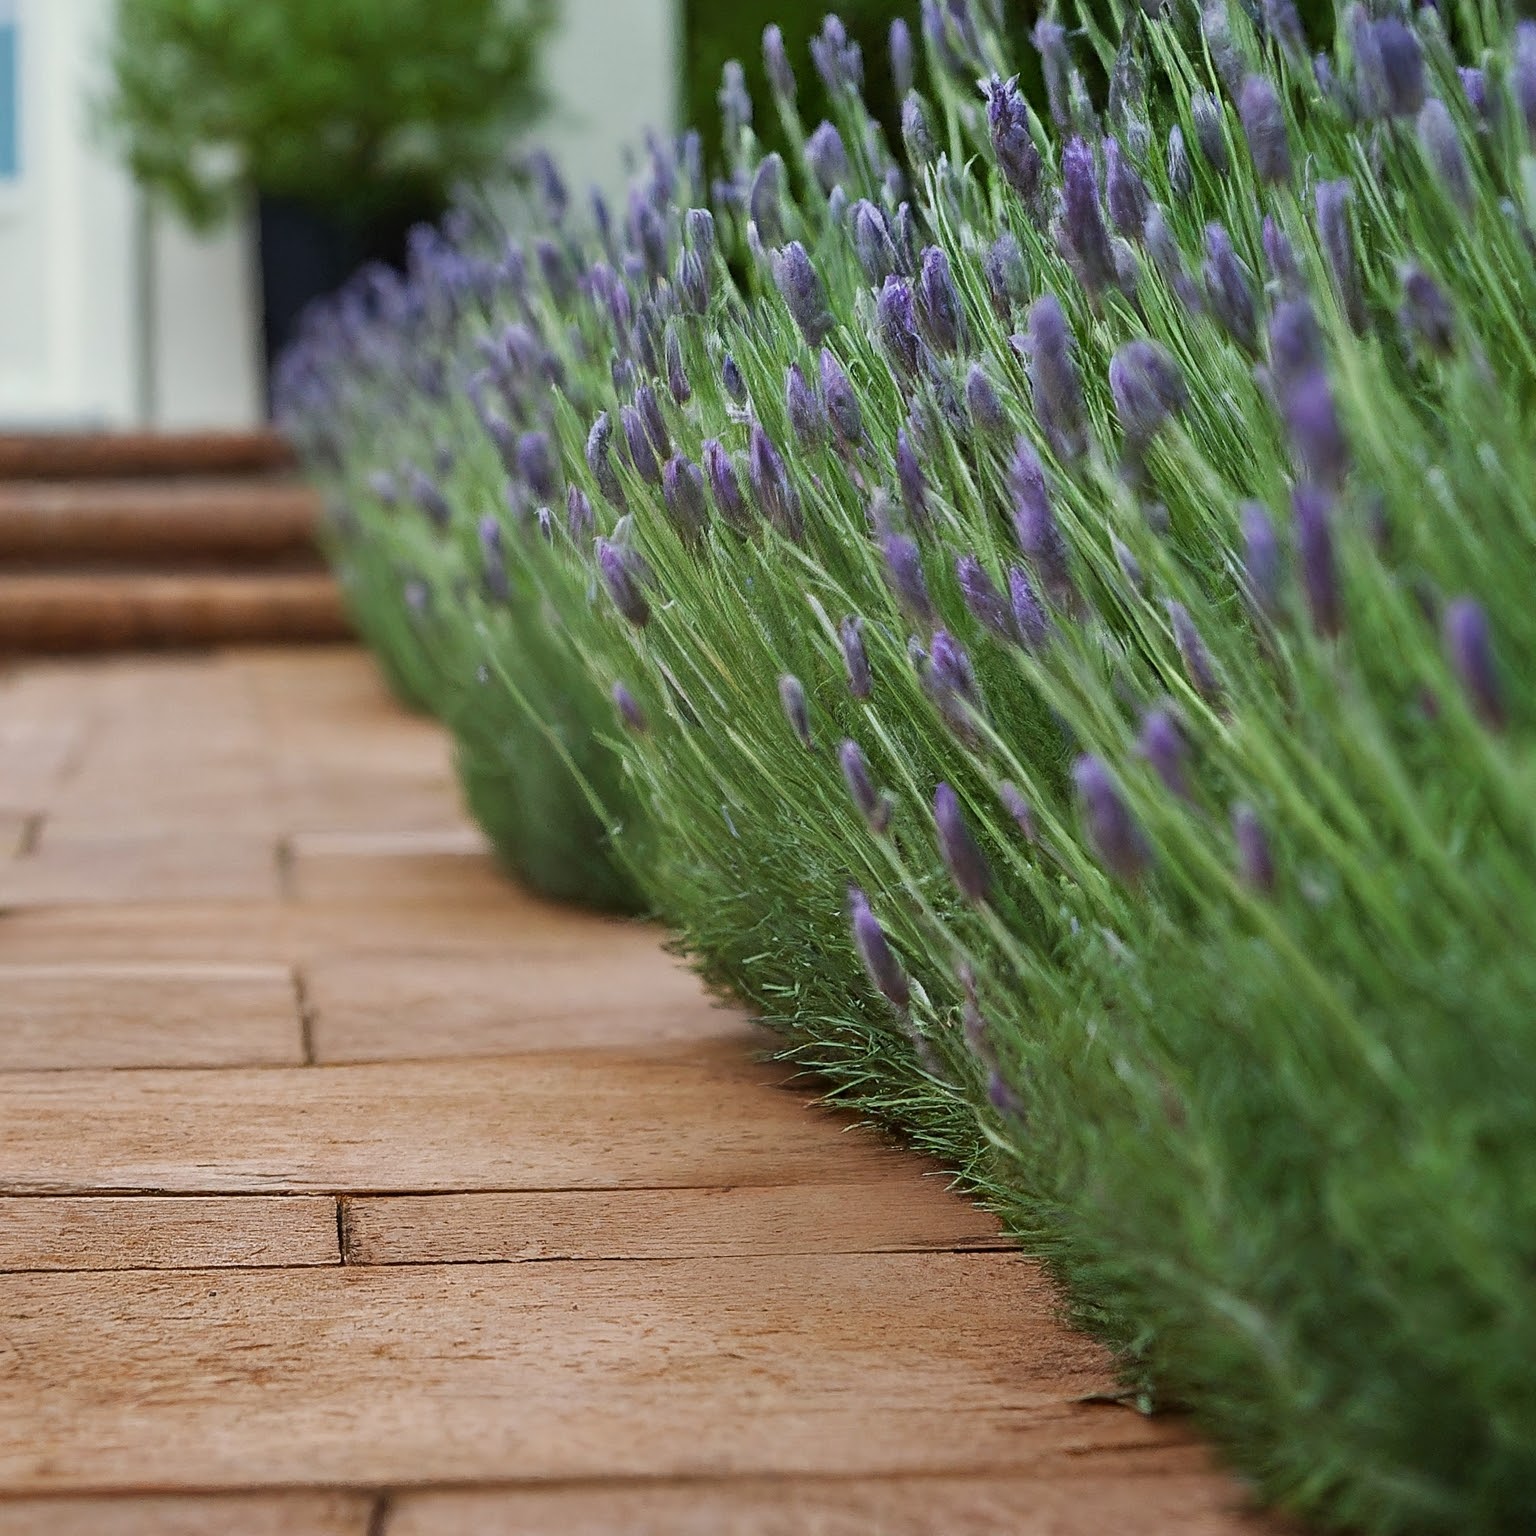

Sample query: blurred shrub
[103,0,556,227]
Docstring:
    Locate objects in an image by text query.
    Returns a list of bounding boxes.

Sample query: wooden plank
[344,1182,1005,1265]
[0,836,280,908]
[385,1471,1287,1536]
[286,830,514,908]
[0,964,303,1070]
[307,946,742,1062]
[0,1051,902,1195]
[0,1493,372,1535]
[0,1254,1162,1492]
[0,811,33,857]
[0,430,293,480]
[0,1196,339,1271]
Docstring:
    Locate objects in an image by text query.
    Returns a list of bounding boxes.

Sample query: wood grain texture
[0,1255,1152,1492]
[0,1197,339,1271]
[0,965,302,1070]
[0,1493,372,1536]
[384,1472,1287,1536]
[344,1183,1006,1265]
[0,1051,900,1195]
[0,837,280,908]
[0,430,293,480]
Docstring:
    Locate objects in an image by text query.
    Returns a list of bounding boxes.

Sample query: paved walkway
[0,647,1286,1534]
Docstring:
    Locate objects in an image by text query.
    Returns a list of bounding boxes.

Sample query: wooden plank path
[0,646,1291,1535]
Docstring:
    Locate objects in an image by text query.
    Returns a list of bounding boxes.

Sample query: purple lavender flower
[1203,224,1258,354]
[778,673,814,749]
[1516,23,1536,142]
[807,120,850,194]
[1239,74,1291,184]
[930,630,983,723]
[915,247,965,353]
[820,349,863,445]
[1105,137,1150,239]
[935,782,991,903]
[1283,371,1350,490]
[811,14,863,93]
[620,404,661,485]
[1459,67,1490,124]
[984,75,1044,208]
[749,422,803,541]
[665,326,692,406]
[1267,299,1324,393]
[408,467,451,530]
[964,363,1008,437]
[840,614,873,697]
[1144,207,1203,313]
[1262,0,1305,61]
[1073,755,1150,882]
[719,59,753,140]
[1293,485,1342,639]
[1110,340,1187,442]
[1137,706,1190,799]
[1059,137,1117,298]
[1023,294,1088,460]
[662,455,710,546]
[1113,537,1144,592]
[596,538,651,627]
[612,683,648,733]
[901,91,938,167]
[1191,92,1229,173]
[763,23,796,101]
[877,276,920,377]
[367,470,399,507]
[1166,125,1193,199]
[983,233,1027,321]
[786,363,826,448]
[1168,601,1222,704]
[676,249,709,315]
[566,485,594,541]
[896,430,929,527]
[851,201,901,287]
[1240,501,1282,618]
[840,740,891,833]
[999,781,1038,840]
[478,515,509,602]
[890,17,916,97]
[1399,266,1456,356]
[1418,98,1474,211]
[957,554,1014,638]
[1316,180,1368,335]
[1262,216,1302,296]
[1371,16,1426,119]
[1232,803,1276,892]
[849,886,910,1011]
[701,439,749,534]
[1033,18,1071,128]
[882,533,934,624]
[721,353,747,405]
[774,242,834,349]
[1008,566,1052,649]
[1444,598,1505,729]
[748,153,786,246]
[1009,437,1074,603]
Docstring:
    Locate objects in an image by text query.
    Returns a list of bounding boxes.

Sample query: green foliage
[286,1,1536,1527]
[102,0,556,226]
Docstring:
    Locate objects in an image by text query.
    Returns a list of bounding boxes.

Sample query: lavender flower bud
[774,242,834,348]
[984,75,1044,208]
[882,533,934,624]
[1316,180,1368,335]
[1059,137,1117,297]
[1370,16,1426,119]
[719,59,753,141]
[1166,124,1193,199]
[408,467,451,531]
[895,431,929,527]
[849,886,909,1011]
[840,740,890,832]
[676,249,709,315]
[612,683,648,733]
[763,23,796,101]
[1203,224,1258,354]
[890,17,916,97]
[1110,340,1187,442]
[983,233,1027,321]
[1459,67,1490,124]
[1261,216,1302,295]
[596,537,651,627]
[748,154,785,247]
[964,363,1008,437]
[935,783,991,903]
[1008,566,1052,648]
[748,422,803,541]
[1283,371,1349,490]
[1399,266,1455,356]
[1232,803,1276,892]
[915,247,965,353]
[1314,52,1354,120]
[1443,598,1505,729]
[620,404,661,485]
[1023,294,1088,460]
[566,485,594,541]
[367,470,398,506]
[478,515,509,602]
[1105,137,1150,239]
[1144,207,1202,312]
[1137,706,1190,799]
[1515,23,1536,142]
[811,13,863,93]
[901,91,938,167]
[1032,19,1071,128]
[1239,74,1292,184]
[662,455,710,546]
[807,120,850,194]
[685,205,716,260]
[1267,299,1324,393]
[932,630,982,727]
[840,615,872,697]
[1262,0,1305,61]
[1293,485,1341,638]
[1073,755,1150,882]
[1009,437,1073,603]
[702,439,749,533]
[851,201,901,286]
[785,362,825,449]
[778,673,814,749]
[721,353,747,404]
[665,326,692,407]
[820,349,863,445]
[1240,500,1282,618]
[999,781,1038,840]
[957,554,1014,638]
[1191,92,1229,174]
[1418,98,1473,211]
[877,277,920,377]
[1113,537,1144,592]
[1168,601,1221,704]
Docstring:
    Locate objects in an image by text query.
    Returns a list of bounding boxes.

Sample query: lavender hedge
[279,2,1536,1527]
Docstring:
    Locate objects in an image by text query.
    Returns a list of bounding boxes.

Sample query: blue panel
[0,24,16,181]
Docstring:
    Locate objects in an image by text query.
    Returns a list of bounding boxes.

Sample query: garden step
[0,430,293,481]
[0,571,347,652]
[0,478,324,566]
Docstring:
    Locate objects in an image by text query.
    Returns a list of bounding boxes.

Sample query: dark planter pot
[256,194,443,395]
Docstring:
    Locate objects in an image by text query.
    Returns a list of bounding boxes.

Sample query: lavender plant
[280,3,1536,1527]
